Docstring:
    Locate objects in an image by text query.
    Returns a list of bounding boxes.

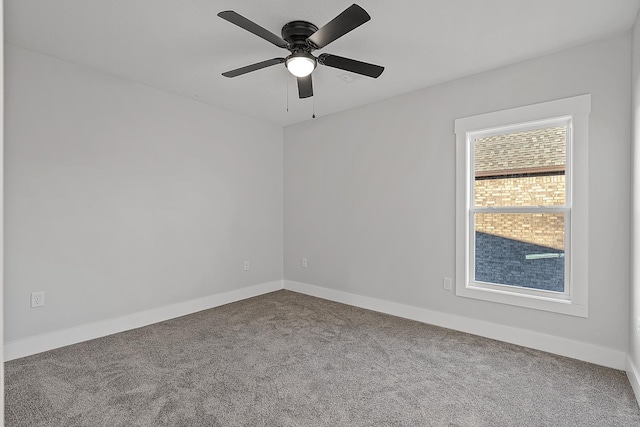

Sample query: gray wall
[631,12,640,382]
[4,45,284,343]
[284,34,631,353]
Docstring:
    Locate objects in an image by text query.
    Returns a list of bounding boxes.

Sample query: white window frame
[455,95,590,317]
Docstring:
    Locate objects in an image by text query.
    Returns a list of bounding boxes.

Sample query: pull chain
[312,95,315,119]
[286,73,289,113]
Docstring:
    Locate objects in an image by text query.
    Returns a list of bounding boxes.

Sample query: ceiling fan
[218,4,384,99]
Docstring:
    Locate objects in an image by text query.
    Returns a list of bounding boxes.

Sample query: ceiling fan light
[286,54,316,78]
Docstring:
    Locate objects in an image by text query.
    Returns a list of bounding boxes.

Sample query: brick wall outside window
[474,175,565,250]
[473,127,566,251]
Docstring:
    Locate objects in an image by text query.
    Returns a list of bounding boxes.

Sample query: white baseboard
[627,355,640,407]
[6,279,627,371]
[284,280,626,370]
[5,280,284,361]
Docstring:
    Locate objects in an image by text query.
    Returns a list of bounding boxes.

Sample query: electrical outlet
[443,277,452,291]
[302,257,308,268]
[31,291,45,308]
[243,261,250,271]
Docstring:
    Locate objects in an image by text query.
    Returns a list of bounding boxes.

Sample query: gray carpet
[5,290,640,426]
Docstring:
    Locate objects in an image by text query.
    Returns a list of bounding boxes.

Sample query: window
[455,95,590,317]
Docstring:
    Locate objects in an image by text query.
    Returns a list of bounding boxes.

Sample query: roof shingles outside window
[474,126,566,177]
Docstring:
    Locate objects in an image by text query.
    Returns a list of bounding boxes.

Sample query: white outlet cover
[31,291,45,308]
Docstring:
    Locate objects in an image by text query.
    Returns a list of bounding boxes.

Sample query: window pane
[474,213,565,292]
[474,126,566,207]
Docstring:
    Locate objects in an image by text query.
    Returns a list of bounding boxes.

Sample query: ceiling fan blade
[218,11,288,49]
[306,4,370,49]
[297,75,313,98]
[222,58,285,78]
[318,53,384,78]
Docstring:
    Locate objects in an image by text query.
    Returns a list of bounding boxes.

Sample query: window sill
[455,282,588,317]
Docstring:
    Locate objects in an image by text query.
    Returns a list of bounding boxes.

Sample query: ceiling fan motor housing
[281,21,319,52]
[282,20,319,78]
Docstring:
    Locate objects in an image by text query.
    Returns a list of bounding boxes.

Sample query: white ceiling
[6,0,640,126]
